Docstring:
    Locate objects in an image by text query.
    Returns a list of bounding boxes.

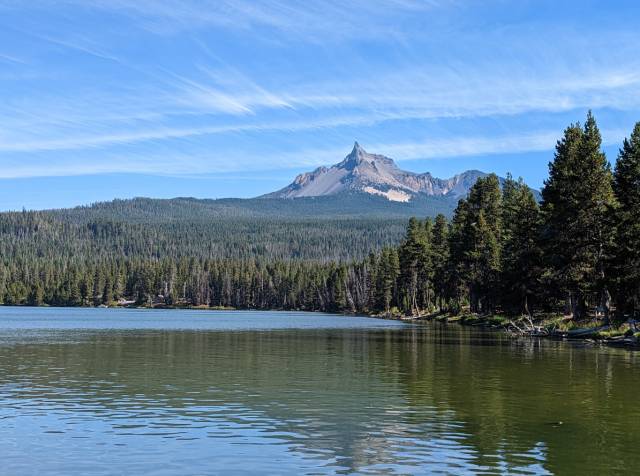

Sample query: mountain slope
[263,142,500,202]
[55,193,459,223]
[0,192,458,264]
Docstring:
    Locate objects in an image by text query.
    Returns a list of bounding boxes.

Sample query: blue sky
[1,0,639,210]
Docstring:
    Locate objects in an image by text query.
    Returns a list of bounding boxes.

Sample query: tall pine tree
[398,218,429,316]
[464,175,502,314]
[541,112,616,319]
[431,214,449,312]
[613,122,640,317]
[501,175,543,315]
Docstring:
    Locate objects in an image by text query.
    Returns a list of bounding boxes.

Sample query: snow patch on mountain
[362,186,411,202]
[262,142,500,202]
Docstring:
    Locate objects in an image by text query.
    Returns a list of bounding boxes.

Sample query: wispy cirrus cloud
[0,0,639,193]
[45,0,454,40]
[31,33,122,62]
[372,129,629,163]
[0,52,27,64]
[1,60,639,153]
[0,127,629,179]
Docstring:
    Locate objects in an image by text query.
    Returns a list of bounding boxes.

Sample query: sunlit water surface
[1,307,639,475]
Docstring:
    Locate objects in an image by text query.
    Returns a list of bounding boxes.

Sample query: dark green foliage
[0,212,409,263]
[613,122,640,317]
[541,112,616,319]
[1,113,639,321]
[446,175,502,314]
[430,214,449,311]
[398,218,430,315]
[375,248,400,313]
[57,193,458,221]
[500,175,543,315]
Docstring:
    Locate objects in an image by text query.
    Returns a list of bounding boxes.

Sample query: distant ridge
[262,142,503,202]
[10,142,538,220]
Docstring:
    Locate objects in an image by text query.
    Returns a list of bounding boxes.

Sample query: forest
[1,112,639,322]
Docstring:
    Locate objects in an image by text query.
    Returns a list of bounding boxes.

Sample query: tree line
[1,113,639,320]
[0,213,406,262]
[370,113,639,320]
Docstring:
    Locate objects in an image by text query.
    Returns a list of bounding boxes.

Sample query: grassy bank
[372,308,640,348]
[5,300,640,349]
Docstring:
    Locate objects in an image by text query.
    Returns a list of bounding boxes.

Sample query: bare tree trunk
[345,281,356,313]
[571,292,586,320]
[600,287,611,324]
[523,293,531,317]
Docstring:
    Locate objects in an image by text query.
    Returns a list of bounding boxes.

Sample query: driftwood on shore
[507,316,549,337]
[504,316,640,348]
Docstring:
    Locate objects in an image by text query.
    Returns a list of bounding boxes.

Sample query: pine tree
[102,276,113,305]
[398,218,429,316]
[5,282,28,305]
[613,122,640,317]
[462,175,502,314]
[541,112,616,319]
[91,270,102,306]
[431,214,449,312]
[80,272,93,306]
[28,282,45,306]
[329,265,348,312]
[501,175,543,315]
[446,199,470,314]
[366,252,379,312]
[377,248,399,314]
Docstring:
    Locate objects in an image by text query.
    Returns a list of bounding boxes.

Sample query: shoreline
[2,303,639,349]
[376,311,640,349]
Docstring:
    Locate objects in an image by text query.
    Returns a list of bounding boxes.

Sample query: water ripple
[1,308,639,475]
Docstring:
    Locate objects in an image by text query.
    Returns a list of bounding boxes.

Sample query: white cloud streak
[0,128,628,179]
[1,62,639,153]
[1,0,639,182]
[0,52,27,64]
[46,0,452,41]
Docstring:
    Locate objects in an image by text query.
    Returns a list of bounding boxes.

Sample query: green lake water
[1,307,639,475]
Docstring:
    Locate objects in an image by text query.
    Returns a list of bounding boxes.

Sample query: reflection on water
[1,308,639,475]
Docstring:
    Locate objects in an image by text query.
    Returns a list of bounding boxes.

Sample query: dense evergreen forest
[1,113,639,320]
[61,193,458,220]
[0,214,407,262]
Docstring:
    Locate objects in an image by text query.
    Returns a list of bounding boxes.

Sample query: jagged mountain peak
[338,141,397,170]
[262,143,502,202]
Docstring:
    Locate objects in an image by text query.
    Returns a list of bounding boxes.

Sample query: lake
[1,308,639,475]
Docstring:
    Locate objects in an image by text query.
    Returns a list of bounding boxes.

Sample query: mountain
[0,144,537,264]
[2,143,538,262]
[263,142,500,202]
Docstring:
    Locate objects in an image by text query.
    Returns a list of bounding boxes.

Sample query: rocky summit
[264,142,497,202]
